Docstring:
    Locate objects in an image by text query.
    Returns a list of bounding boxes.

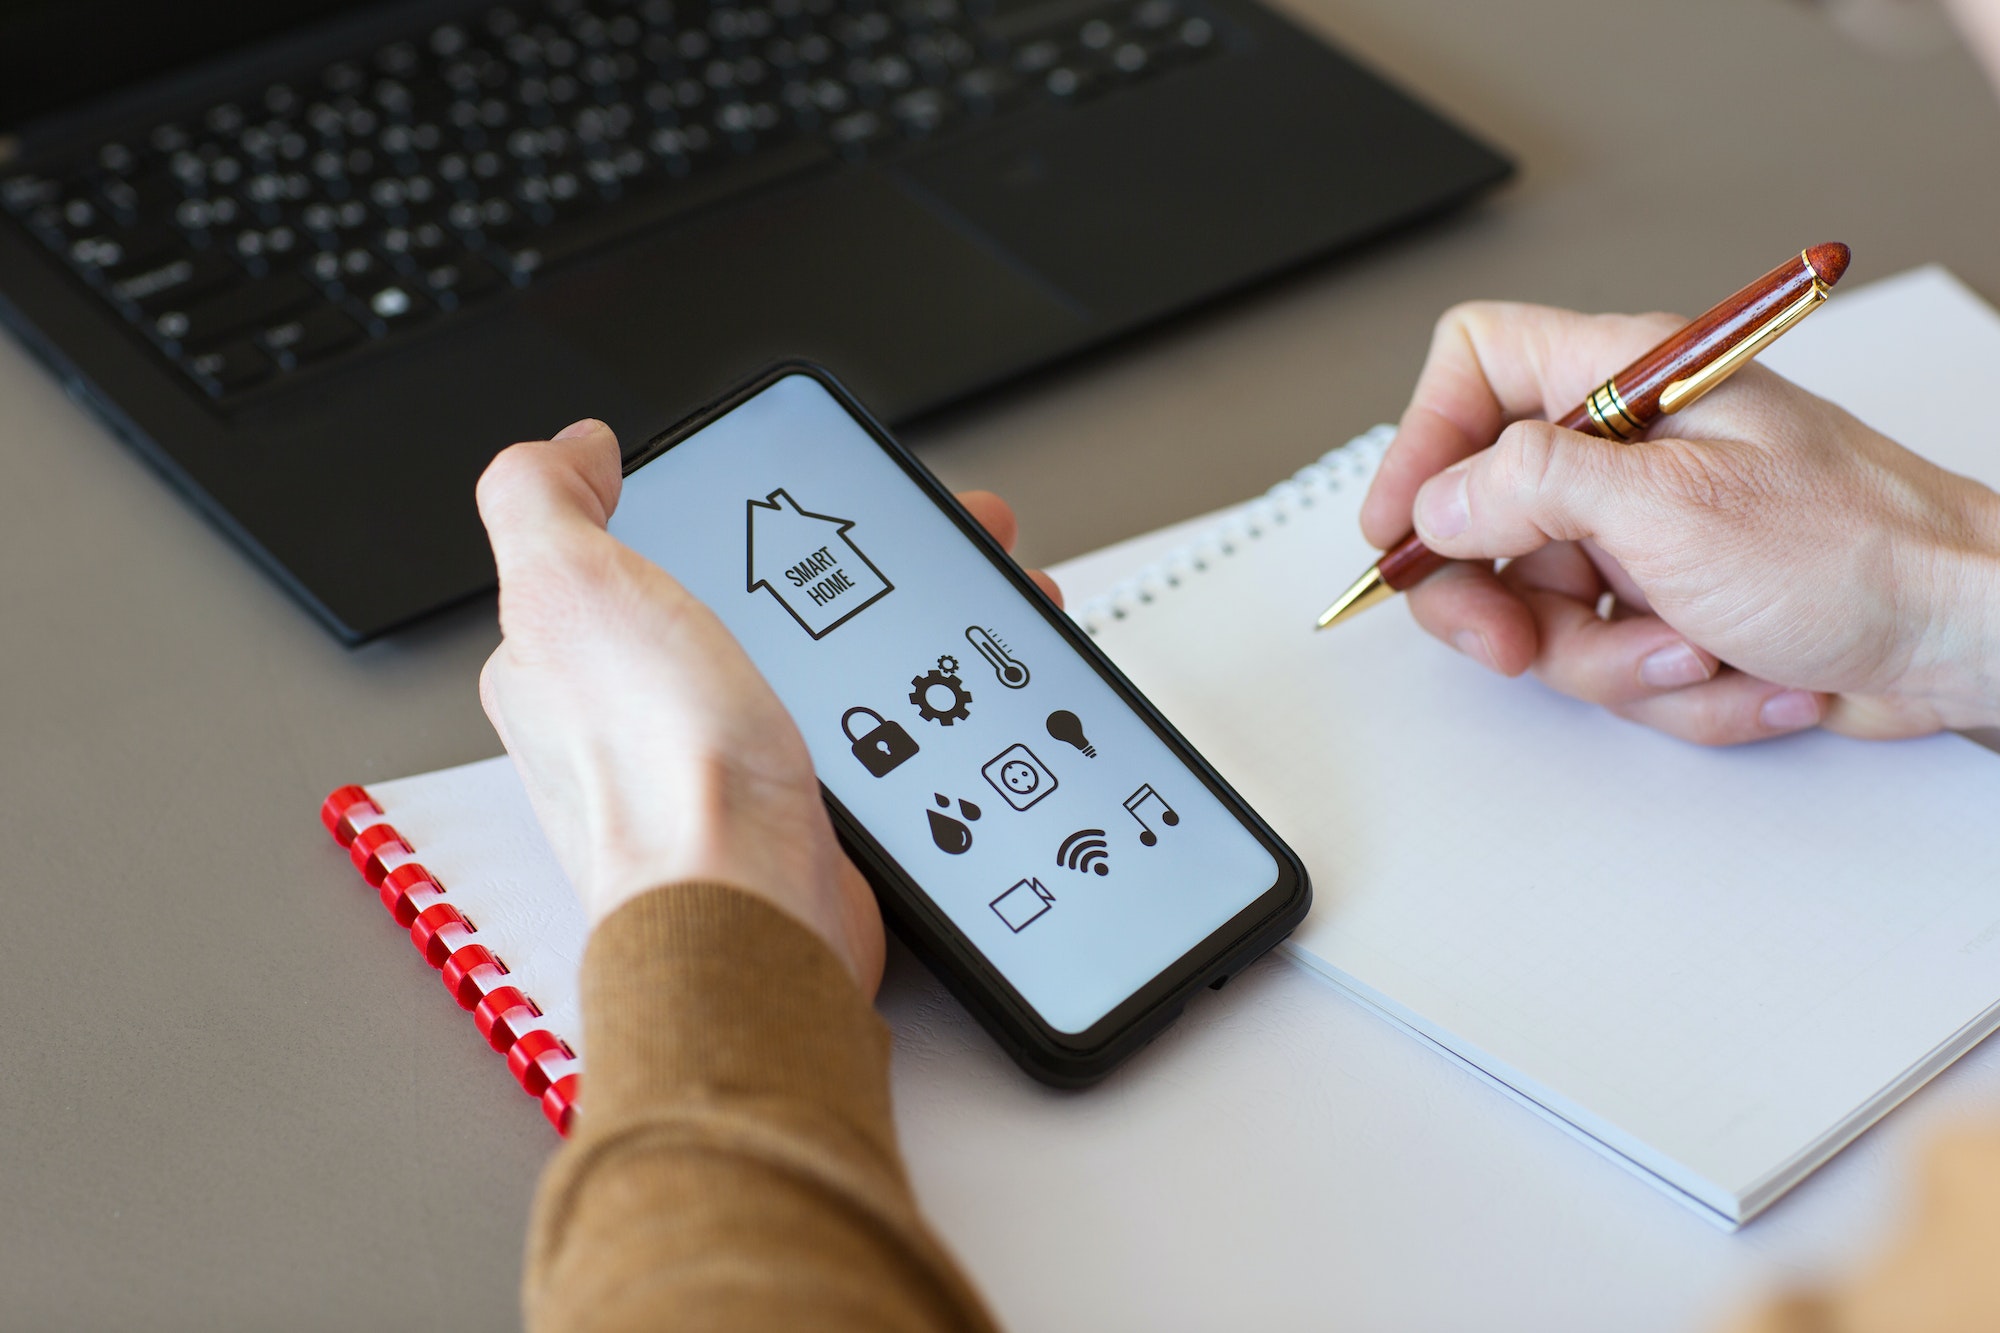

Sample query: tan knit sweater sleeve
[523,883,1001,1333]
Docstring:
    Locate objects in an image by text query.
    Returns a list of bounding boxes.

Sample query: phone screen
[610,373,1283,1035]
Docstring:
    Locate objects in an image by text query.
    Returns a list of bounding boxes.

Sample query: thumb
[1411,419,1642,561]
[476,418,623,578]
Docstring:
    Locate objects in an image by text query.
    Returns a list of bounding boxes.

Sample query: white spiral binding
[1073,424,1396,636]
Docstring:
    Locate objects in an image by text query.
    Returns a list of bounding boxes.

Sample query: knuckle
[1433,301,1482,338]
[1643,443,1766,520]
[1493,421,1565,514]
[1436,299,1524,342]
[1634,310,1687,340]
[1432,300,1514,353]
[475,442,539,517]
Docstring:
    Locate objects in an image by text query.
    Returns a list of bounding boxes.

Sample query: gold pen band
[1584,378,1645,442]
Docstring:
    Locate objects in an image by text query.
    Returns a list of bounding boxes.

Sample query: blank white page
[370,756,590,1058]
[1073,266,2000,1225]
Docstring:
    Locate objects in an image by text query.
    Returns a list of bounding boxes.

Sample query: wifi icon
[1057,828,1111,877]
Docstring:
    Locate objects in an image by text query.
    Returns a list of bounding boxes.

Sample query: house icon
[745,489,894,639]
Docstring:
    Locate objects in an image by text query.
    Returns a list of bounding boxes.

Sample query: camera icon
[981,743,1059,812]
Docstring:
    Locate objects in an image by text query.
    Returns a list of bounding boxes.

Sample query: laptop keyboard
[1,0,1222,405]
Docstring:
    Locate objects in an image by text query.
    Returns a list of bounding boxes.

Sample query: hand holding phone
[475,417,1062,994]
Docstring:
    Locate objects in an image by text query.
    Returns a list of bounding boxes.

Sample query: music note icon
[1122,784,1180,847]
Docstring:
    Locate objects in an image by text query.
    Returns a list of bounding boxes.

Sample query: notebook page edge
[1736,996,2000,1219]
[1278,938,1747,1229]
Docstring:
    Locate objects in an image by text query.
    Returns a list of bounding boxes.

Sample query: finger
[476,419,623,579]
[956,489,1019,551]
[1611,672,1825,747]
[1508,586,1720,707]
[1403,559,1540,676]
[1360,304,1680,548]
[1412,418,1670,561]
[953,490,1059,603]
[1503,543,1717,701]
[1500,538,1603,603]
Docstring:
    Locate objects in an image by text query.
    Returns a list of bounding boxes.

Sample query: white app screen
[609,374,1280,1033]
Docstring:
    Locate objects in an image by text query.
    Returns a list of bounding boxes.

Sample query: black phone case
[627,360,1312,1087]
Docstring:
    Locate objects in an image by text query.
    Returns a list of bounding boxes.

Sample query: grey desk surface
[5,0,1999,1328]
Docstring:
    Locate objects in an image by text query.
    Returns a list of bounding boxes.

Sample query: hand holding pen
[1323,245,1851,627]
[1325,245,2000,745]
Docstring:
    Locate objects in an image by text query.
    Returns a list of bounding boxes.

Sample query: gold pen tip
[1316,565,1394,630]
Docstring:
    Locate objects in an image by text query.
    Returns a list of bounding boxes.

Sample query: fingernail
[1759,689,1821,731]
[1416,467,1471,541]
[554,418,603,440]
[1639,641,1710,688]
[1451,629,1496,670]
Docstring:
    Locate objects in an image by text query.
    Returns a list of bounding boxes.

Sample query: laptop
[0,0,1509,642]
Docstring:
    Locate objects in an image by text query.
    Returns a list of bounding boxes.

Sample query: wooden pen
[1317,242,1853,629]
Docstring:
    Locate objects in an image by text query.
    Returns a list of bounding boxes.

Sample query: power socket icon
[981,743,1058,812]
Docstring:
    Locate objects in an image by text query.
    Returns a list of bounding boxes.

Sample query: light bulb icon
[1045,710,1096,758]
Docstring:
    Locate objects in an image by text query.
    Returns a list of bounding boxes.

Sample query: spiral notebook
[319,266,2000,1220]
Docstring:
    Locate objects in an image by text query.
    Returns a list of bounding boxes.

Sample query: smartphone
[611,364,1310,1085]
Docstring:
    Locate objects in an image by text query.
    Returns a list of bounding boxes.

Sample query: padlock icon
[842,706,919,778]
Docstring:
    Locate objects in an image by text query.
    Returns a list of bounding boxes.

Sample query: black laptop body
[0,0,1509,641]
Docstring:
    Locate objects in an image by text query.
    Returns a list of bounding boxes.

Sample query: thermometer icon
[965,625,1030,689]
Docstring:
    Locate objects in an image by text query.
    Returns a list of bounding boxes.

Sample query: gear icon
[909,658,973,725]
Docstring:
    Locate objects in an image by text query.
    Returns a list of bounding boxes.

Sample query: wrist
[1917,483,2000,730]
[1969,545,2000,729]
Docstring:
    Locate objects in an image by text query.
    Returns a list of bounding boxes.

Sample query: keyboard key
[1013,39,1061,73]
[362,282,432,333]
[1043,65,1098,100]
[261,307,365,365]
[1109,41,1150,76]
[1,174,59,211]
[307,247,390,288]
[67,222,178,276]
[891,88,954,134]
[152,273,320,350]
[955,66,1022,113]
[110,253,238,313]
[827,110,889,149]
[183,341,274,396]
[420,256,505,307]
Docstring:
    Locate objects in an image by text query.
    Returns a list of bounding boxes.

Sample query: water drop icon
[927,792,980,855]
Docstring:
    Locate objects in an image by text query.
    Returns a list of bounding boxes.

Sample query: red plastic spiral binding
[543,1073,582,1134]
[321,782,580,1136]
[507,1028,573,1097]
[440,943,506,1010]
[410,902,472,968]
[348,822,412,887]
[475,986,544,1053]
[320,785,381,845]
[379,862,445,927]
